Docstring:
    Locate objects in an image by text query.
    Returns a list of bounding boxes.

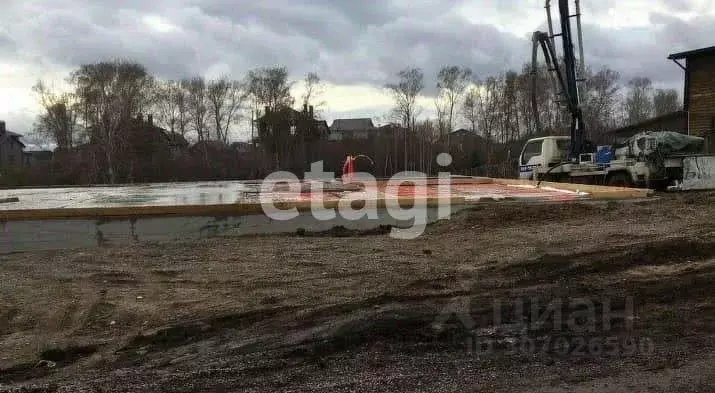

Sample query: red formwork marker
[342,155,355,183]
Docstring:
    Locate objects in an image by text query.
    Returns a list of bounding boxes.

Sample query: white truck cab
[518,136,570,180]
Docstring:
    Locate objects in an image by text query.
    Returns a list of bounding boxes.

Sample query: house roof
[668,46,715,60]
[255,106,304,121]
[0,128,25,148]
[378,122,402,129]
[189,140,231,152]
[330,118,375,131]
[24,150,53,158]
[451,128,474,134]
[130,116,189,147]
[607,110,687,135]
[315,120,329,131]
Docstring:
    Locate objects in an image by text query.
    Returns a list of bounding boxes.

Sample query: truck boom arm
[531,0,587,161]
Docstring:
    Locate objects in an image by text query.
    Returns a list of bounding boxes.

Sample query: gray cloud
[0,26,15,44]
[1,0,714,131]
[0,33,15,57]
[5,1,711,85]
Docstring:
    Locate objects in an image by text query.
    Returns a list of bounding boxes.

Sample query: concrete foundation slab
[0,177,651,253]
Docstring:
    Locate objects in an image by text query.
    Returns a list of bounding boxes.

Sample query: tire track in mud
[217,236,715,364]
[92,236,715,369]
[491,237,715,285]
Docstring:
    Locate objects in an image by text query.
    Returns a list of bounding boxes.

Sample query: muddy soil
[0,192,713,392]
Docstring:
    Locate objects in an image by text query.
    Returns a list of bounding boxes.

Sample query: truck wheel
[606,172,633,188]
[648,180,669,192]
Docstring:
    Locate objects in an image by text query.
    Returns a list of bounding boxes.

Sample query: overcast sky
[1,0,714,143]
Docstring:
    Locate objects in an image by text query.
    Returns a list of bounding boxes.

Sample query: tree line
[379,61,679,172]
[388,63,680,145]
[22,58,679,185]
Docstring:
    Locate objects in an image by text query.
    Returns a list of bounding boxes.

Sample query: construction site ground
[0,191,713,392]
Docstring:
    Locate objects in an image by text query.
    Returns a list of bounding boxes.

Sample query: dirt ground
[0,191,713,392]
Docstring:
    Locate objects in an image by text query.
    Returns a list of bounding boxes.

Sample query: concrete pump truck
[519,0,715,191]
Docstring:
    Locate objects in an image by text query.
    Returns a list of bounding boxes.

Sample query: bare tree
[500,71,519,144]
[247,66,295,112]
[207,77,248,143]
[184,77,209,141]
[625,77,654,125]
[581,66,621,140]
[32,80,79,150]
[301,72,326,117]
[247,66,295,169]
[436,66,472,144]
[461,85,479,134]
[385,67,424,171]
[515,69,537,137]
[70,60,154,183]
[153,80,190,136]
[653,88,680,116]
[476,77,501,163]
[385,67,424,131]
[434,97,449,142]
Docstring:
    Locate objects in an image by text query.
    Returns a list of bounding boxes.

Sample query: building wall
[687,55,715,135]
[0,140,25,167]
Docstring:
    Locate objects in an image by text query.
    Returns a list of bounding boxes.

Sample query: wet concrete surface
[0,179,585,211]
[0,179,589,253]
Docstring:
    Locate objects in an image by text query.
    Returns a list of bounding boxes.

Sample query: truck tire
[606,172,633,188]
[648,179,669,192]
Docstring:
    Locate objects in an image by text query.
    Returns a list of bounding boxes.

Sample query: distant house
[255,104,329,154]
[24,150,54,166]
[450,128,476,138]
[375,122,404,136]
[163,132,190,156]
[444,128,488,169]
[0,120,27,167]
[230,141,252,153]
[314,120,330,139]
[447,128,486,150]
[189,140,232,155]
[329,118,376,140]
[131,114,189,157]
[124,114,190,182]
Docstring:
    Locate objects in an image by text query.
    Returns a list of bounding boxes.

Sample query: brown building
[668,45,715,151]
[668,46,715,133]
[329,118,376,140]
